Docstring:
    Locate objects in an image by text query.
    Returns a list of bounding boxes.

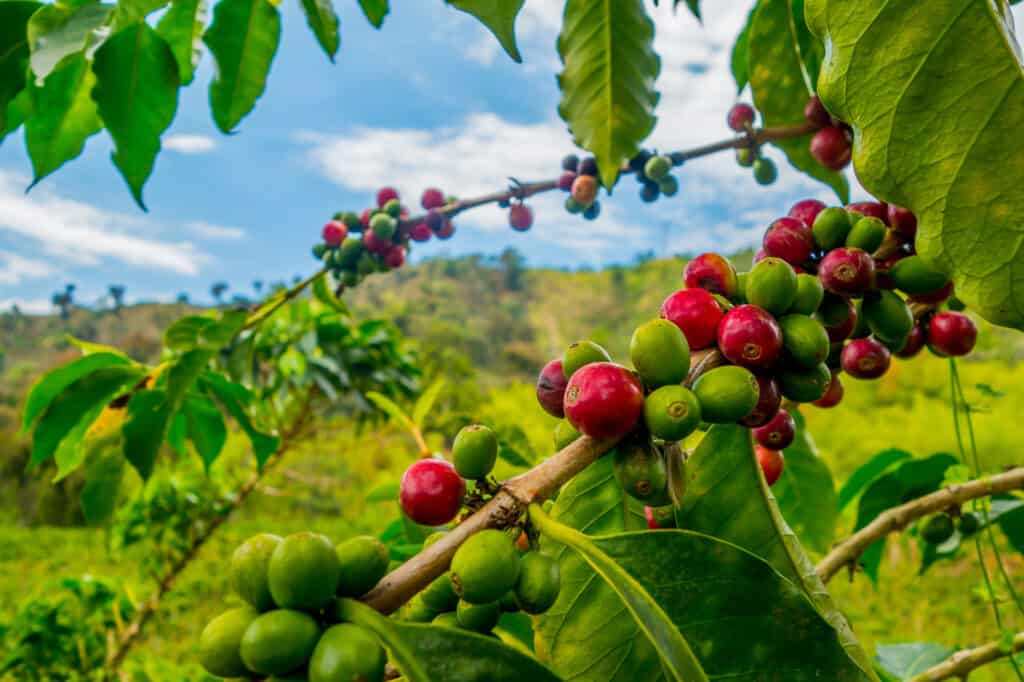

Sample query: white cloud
[0,297,52,315]
[0,170,207,275]
[185,220,245,240]
[164,134,217,154]
[0,251,54,285]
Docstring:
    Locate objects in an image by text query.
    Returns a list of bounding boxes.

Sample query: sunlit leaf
[356,0,387,27]
[184,394,227,471]
[299,0,339,61]
[22,352,133,431]
[156,0,209,85]
[447,0,524,63]
[27,1,112,82]
[122,388,172,479]
[0,2,42,136]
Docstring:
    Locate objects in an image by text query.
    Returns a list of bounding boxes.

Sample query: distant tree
[499,247,526,291]
[176,293,190,305]
[253,280,264,295]
[231,294,251,307]
[52,284,75,320]
[108,285,125,315]
[210,282,229,304]
[633,250,656,265]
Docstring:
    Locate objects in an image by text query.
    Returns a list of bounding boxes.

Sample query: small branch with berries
[907,631,1024,682]
[816,467,1024,583]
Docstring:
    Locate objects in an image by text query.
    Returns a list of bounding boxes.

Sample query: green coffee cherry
[733,272,749,304]
[499,590,520,613]
[846,216,887,253]
[753,158,777,185]
[692,365,760,423]
[239,610,320,676]
[630,319,690,388]
[338,237,364,267]
[959,512,981,536]
[421,573,459,612]
[369,213,396,240]
[199,606,258,677]
[746,257,798,315]
[863,290,914,344]
[452,424,499,480]
[613,438,670,506]
[514,552,561,615]
[456,600,501,632]
[309,624,386,682]
[736,148,755,167]
[450,529,521,604]
[335,536,390,597]
[778,315,830,369]
[565,197,584,214]
[644,155,672,180]
[643,385,701,441]
[921,514,956,545]
[268,533,341,612]
[231,534,282,612]
[312,243,328,259]
[562,340,612,379]
[812,207,852,250]
[383,198,402,218]
[432,611,461,628]
[777,363,831,403]
[890,256,949,295]
[553,420,581,450]
[851,299,871,339]
[789,273,825,315]
[357,252,379,276]
[658,175,679,197]
[403,596,437,622]
[339,211,361,230]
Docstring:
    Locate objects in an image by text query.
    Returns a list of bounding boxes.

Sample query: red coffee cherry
[421,188,445,210]
[384,245,406,268]
[727,103,756,132]
[571,175,599,206]
[536,359,569,418]
[322,221,347,248]
[763,216,815,266]
[399,459,466,526]
[755,445,785,486]
[435,219,455,240]
[683,253,738,297]
[739,375,782,428]
[376,187,399,208]
[908,281,954,305]
[841,337,891,379]
[788,199,826,227]
[754,409,795,450]
[563,363,644,439]
[362,230,390,255]
[558,171,577,191]
[717,304,784,369]
[846,201,888,223]
[810,126,852,170]
[887,205,917,238]
[819,247,875,297]
[927,312,977,357]
[804,96,831,128]
[813,371,844,408]
[896,324,926,358]
[509,204,534,231]
[660,289,723,350]
[410,223,432,242]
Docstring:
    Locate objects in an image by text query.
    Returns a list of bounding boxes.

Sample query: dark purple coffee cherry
[841,337,891,379]
[727,103,756,132]
[819,247,875,297]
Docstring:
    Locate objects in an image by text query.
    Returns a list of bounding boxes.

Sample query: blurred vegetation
[0,251,1022,679]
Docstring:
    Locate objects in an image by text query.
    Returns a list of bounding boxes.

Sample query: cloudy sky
[0,1,1020,313]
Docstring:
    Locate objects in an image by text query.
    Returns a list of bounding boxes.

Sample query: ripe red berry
[717,304,783,369]
[536,359,569,418]
[810,126,852,170]
[804,96,831,128]
[645,505,660,530]
[763,216,815,266]
[384,245,406,268]
[819,247,875,297]
[927,312,977,357]
[558,171,577,191]
[563,363,644,439]
[399,459,466,526]
[896,324,926,358]
[753,249,768,264]
[755,445,785,486]
[908,281,953,305]
[571,175,599,206]
[435,219,455,240]
[421,188,445,210]
[813,371,844,407]
[410,223,432,242]
[887,205,917,238]
[754,409,795,450]
[727,103,756,132]
[660,289,723,350]
[684,253,738,297]
[363,230,390,255]
[377,187,399,208]
[788,199,826,227]
[360,209,372,229]
[509,204,534,231]
[739,375,782,427]
[841,337,891,379]
[846,202,888,223]
[322,220,347,247]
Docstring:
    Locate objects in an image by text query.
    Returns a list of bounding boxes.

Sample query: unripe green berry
[335,536,390,597]
[630,319,690,388]
[778,314,830,369]
[370,213,396,240]
[921,514,955,545]
[456,600,501,632]
[789,273,825,315]
[777,362,831,403]
[383,198,402,217]
[644,155,672,180]
[753,158,777,185]
[514,552,561,615]
[565,197,584,214]
[692,365,760,423]
[643,385,701,441]
[658,175,679,197]
[863,290,914,344]
[746,257,798,315]
[562,340,611,379]
[846,216,887,253]
[890,256,950,295]
[736,148,755,167]
[812,207,852,251]
[450,530,521,604]
[452,424,499,480]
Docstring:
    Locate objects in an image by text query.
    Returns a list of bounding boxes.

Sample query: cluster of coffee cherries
[395,424,561,630]
[921,509,980,546]
[727,103,778,185]
[198,532,392,680]
[556,153,604,219]
[533,197,977,516]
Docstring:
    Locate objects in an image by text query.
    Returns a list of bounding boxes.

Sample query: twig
[907,632,1024,682]
[243,269,327,331]
[816,467,1024,583]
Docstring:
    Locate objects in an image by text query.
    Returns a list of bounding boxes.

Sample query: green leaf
[165,315,214,351]
[312,272,348,314]
[30,365,144,466]
[999,500,1024,554]
[25,52,102,185]
[411,378,445,428]
[772,410,838,553]
[747,0,848,201]
[2,88,34,144]
[807,0,1024,329]
[22,352,132,431]
[0,2,42,134]
[167,409,187,456]
[164,310,246,351]
[447,0,523,63]
[203,0,280,133]
[165,348,213,405]
[838,448,912,512]
[675,424,878,680]
[336,599,561,682]
[497,444,531,469]
[366,391,414,431]
[675,0,700,21]
[299,0,338,61]
[183,395,227,471]
[557,0,660,189]
[730,1,756,92]
[356,0,387,27]
[27,1,112,82]
[122,388,172,479]
[116,0,171,25]
[91,22,180,209]
[873,642,955,679]
[53,400,115,480]
[156,0,209,85]
[80,439,126,524]
[66,335,130,358]
[853,453,958,582]
[200,371,279,467]
[365,479,399,503]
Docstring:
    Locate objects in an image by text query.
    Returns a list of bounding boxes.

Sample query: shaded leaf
[53,401,118,481]
[366,391,414,431]
[164,310,246,351]
[91,22,180,209]
[838,448,912,512]
[748,0,848,201]
[365,479,399,503]
[27,1,112,82]
[203,0,280,133]
[165,348,213,405]
[0,2,42,134]
[807,0,1024,329]
[497,444,531,469]
[773,410,838,553]
[356,0,387,27]
[312,272,348,314]
[122,388,172,479]
[22,352,132,431]
[730,1,756,92]
[184,395,227,471]
[999,500,1024,554]
[156,0,209,85]
[200,371,279,467]
[411,378,445,428]
[2,88,35,144]
[873,642,954,680]
[447,0,523,63]
[80,440,125,524]
[557,0,660,189]
[167,409,187,456]
[299,0,339,61]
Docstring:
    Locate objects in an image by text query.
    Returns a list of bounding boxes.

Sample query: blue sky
[1,1,1021,312]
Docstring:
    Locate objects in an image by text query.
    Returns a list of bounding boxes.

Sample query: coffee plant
[4,0,1024,680]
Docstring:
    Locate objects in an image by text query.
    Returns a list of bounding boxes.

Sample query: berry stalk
[906,631,1024,682]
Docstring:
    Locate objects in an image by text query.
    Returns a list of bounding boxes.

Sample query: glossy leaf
[167,409,187,456]
[357,0,387,27]
[65,335,130,358]
[30,365,144,466]
[807,0,1024,329]
[183,395,227,471]
[25,52,102,185]
[447,0,524,63]
[200,371,279,467]
[164,310,246,351]
[838,448,912,512]
[853,453,957,582]
[203,0,281,133]
[337,599,561,682]
[91,23,180,209]
[80,440,126,524]
[747,0,848,201]
[873,642,954,680]
[730,1,755,92]
[773,410,838,553]
[53,402,119,481]
[165,348,213,405]
[156,0,209,85]
[675,424,877,680]
[557,0,660,189]
[116,0,172,25]
[299,0,339,60]
[22,352,132,431]
[122,388,172,479]
[27,1,112,82]
[2,88,34,144]
[0,2,41,134]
